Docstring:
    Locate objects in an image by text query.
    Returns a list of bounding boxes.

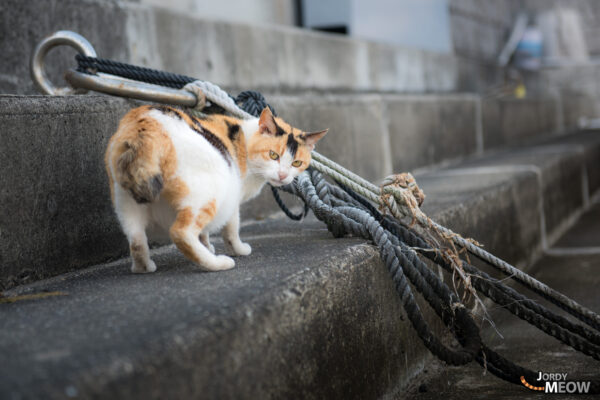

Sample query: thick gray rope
[284,170,600,391]
[288,170,483,366]
[321,178,600,360]
[183,79,600,332]
[313,148,600,331]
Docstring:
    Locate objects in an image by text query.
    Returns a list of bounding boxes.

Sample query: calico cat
[105,105,327,272]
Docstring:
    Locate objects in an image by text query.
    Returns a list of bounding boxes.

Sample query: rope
[269,185,309,221]
[284,171,600,392]
[307,148,600,332]
[291,170,482,366]
[72,55,600,392]
[338,182,600,358]
[76,55,196,88]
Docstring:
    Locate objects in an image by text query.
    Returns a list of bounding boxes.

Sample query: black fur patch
[190,124,232,166]
[226,121,241,141]
[179,107,203,123]
[286,134,299,157]
[273,119,287,136]
[150,105,182,120]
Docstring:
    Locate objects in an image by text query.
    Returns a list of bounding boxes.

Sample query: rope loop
[183,82,207,111]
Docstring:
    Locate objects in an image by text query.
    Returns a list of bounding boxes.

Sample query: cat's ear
[304,129,328,151]
[258,107,277,135]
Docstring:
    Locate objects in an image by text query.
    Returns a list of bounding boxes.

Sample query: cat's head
[246,107,327,186]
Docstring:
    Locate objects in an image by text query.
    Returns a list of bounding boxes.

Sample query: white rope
[184,80,253,120]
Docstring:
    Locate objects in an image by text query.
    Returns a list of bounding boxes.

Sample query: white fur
[148,110,241,233]
[111,112,305,273]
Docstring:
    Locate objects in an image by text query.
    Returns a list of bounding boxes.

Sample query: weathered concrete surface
[0,0,129,95]
[0,220,410,400]
[481,98,560,149]
[540,130,600,196]
[448,134,600,239]
[268,94,394,181]
[561,93,600,129]
[536,65,600,129]
[554,203,600,248]
[385,95,480,172]
[417,169,542,269]
[1,131,598,398]
[0,95,134,289]
[448,0,519,63]
[0,95,596,289]
[0,179,554,399]
[404,202,600,399]
[0,0,489,95]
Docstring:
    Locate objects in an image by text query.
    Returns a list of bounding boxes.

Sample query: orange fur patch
[169,200,217,265]
[195,199,217,229]
[161,177,190,207]
[169,207,199,262]
[106,106,176,202]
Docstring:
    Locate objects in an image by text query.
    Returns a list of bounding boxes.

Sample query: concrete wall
[0,93,571,288]
[448,0,519,63]
[350,0,453,52]
[0,0,498,95]
[133,0,296,26]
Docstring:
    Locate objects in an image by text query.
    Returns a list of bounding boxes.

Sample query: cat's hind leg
[200,232,215,254]
[169,201,235,271]
[222,208,251,256]
[114,186,157,273]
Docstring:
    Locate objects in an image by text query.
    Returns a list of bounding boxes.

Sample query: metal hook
[30,30,97,95]
[31,30,199,107]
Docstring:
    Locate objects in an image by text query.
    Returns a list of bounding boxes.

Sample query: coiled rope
[75,56,600,391]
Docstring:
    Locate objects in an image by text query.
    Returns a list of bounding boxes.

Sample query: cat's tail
[114,138,164,204]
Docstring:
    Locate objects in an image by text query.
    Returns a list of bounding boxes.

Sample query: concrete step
[1,0,499,95]
[0,94,573,289]
[1,130,599,399]
[404,202,600,399]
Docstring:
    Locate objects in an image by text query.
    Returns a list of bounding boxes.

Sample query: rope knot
[382,172,425,207]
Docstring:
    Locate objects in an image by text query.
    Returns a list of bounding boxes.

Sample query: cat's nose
[278,171,288,181]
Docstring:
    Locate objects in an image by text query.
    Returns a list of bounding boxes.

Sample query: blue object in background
[514,26,543,70]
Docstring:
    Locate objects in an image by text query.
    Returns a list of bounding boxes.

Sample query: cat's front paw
[233,242,252,256]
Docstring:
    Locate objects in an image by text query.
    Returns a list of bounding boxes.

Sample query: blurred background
[3,0,600,101]
[2,3,600,397]
[142,0,599,64]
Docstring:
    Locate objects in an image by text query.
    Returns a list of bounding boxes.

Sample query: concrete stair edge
[1,130,599,398]
[0,93,593,289]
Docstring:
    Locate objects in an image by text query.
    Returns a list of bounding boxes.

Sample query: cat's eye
[292,160,303,168]
[269,150,279,160]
